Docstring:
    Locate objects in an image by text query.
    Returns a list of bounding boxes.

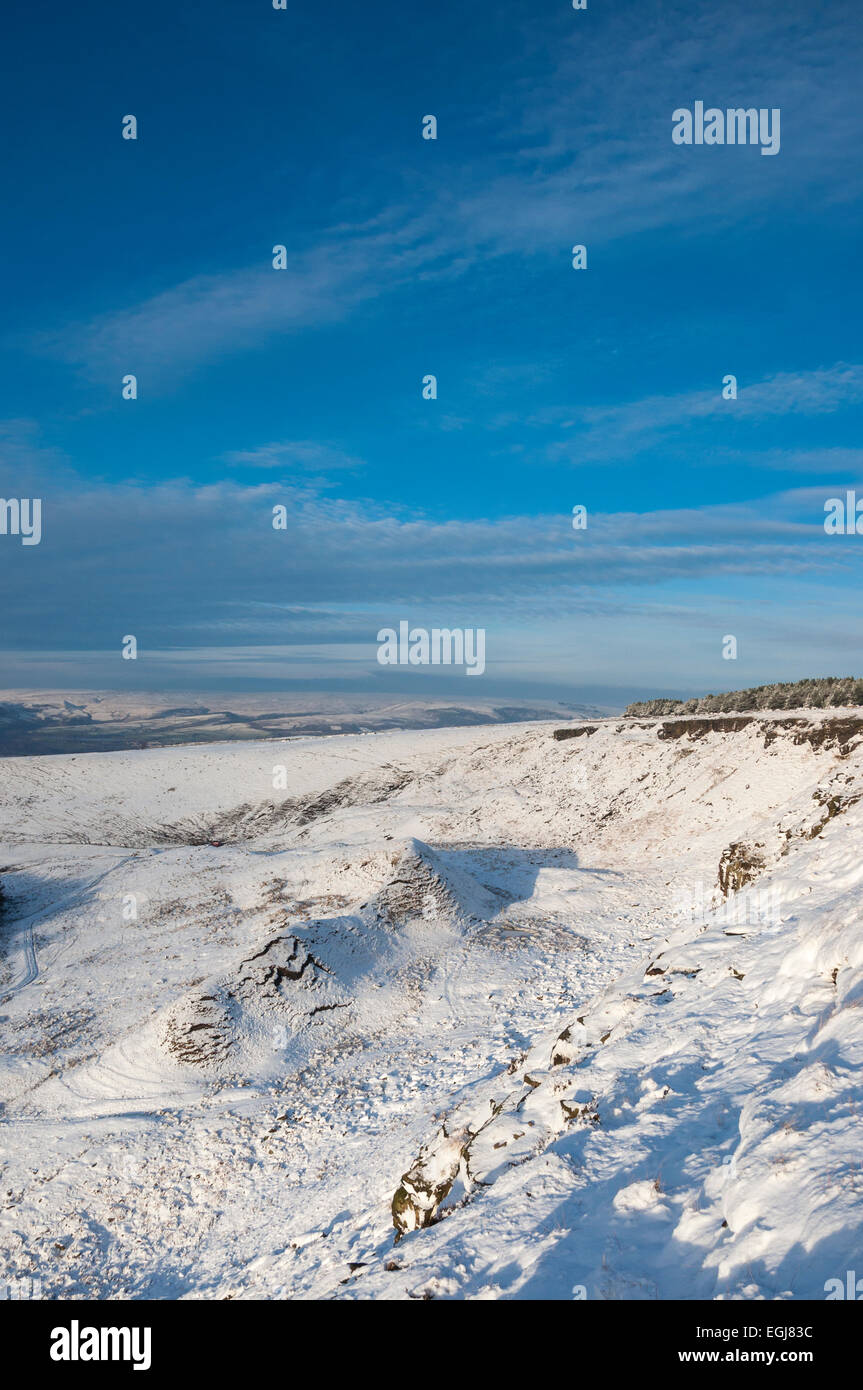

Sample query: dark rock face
[392,1133,467,1239]
[782,718,863,754]
[160,935,335,1071]
[658,717,755,740]
[580,713,863,754]
[804,788,861,839]
[718,842,765,897]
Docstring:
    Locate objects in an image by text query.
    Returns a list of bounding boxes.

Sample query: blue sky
[1,0,862,700]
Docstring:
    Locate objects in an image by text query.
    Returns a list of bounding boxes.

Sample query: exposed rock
[160,935,335,1072]
[659,717,755,740]
[718,842,765,897]
[560,1090,599,1124]
[372,839,499,927]
[803,788,861,838]
[392,1131,468,1239]
[551,1025,578,1067]
[293,765,412,829]
[162,989,236,1067]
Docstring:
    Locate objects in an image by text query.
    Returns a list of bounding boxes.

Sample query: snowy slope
[1,711,861,1300]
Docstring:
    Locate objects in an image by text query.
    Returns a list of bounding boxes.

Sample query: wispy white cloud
[0,455,857,654]
[221,439,365,472]
[27,5,863,388]
[709,447,863,475]
[539,363,863,463]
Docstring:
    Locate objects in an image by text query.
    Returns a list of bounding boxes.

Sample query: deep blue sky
[1,0,862,699]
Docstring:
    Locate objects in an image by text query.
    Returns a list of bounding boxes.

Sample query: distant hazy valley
[0,690,607,757]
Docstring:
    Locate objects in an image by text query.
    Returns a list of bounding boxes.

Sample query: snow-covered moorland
[1,710,861,1301]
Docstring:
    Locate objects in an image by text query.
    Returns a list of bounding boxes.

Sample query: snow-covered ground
[1,711,861,1300]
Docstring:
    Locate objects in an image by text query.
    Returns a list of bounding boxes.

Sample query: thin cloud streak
[0,464,857,652]
[26,4,863,388]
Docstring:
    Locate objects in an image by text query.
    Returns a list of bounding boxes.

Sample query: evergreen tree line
[625,676,863,717]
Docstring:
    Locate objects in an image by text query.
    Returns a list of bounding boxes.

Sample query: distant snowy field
[1,712,861,1300]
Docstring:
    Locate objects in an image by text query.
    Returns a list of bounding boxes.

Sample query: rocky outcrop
[392,1131,469,1239]
[718,842,765,896]
[293,765,413,828]
[658,717,755,740]
[390,1011,606,1239]
[371,840,500,928]
[160,934,338,1072]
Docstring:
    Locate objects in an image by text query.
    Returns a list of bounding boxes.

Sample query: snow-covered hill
[1,711,861,1300]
